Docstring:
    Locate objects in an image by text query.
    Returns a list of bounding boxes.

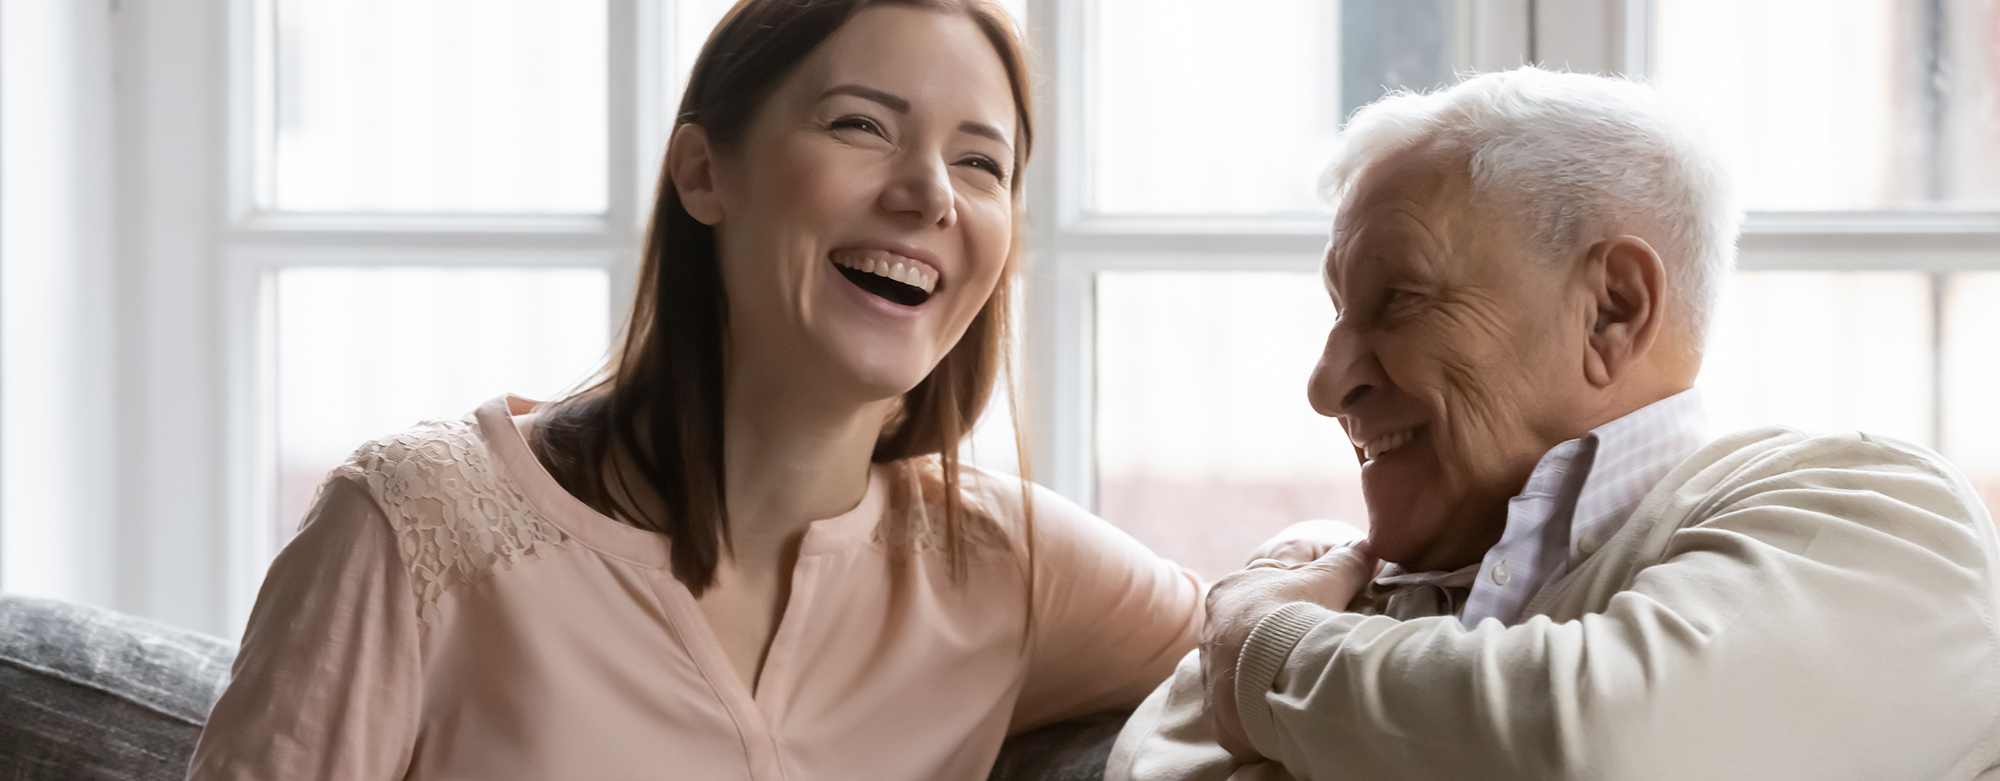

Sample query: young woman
[189,1,1220,778]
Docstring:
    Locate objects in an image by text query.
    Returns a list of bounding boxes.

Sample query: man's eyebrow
[822,84,910,113]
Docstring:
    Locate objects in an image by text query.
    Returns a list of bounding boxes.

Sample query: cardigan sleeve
[1006,479,1207,732]
[1234,433,2000,780]
[186,476,423,781]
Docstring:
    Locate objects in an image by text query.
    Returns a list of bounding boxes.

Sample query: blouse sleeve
[186,476,423,781]
[1008,480,1207,732]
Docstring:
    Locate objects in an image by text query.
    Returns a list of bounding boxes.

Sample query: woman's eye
[831,116,886,138]
[959,155,1008,182]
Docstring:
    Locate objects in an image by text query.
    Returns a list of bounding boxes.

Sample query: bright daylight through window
[246,0,1996,592]
[1085,0,2000,581]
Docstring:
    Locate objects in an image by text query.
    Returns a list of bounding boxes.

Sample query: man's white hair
[1320,66,1743,350]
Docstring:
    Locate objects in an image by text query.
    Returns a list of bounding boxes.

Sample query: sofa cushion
[0,595,234,781]
[0,594,1129,780]
[988,710,1130,781]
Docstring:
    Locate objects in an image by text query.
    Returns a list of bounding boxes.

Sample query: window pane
[1653,0,2000,210]
[272,0,608,213]
[1087,0,1455,215]
[274,267,610,549]
[1943,273,2000,516]
[1698,272,1934,444]
[1095,272,1365,581]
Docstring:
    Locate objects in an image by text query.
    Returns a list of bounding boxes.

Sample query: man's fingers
[1298,545,1378,607]
[1307,543,1374,567]
[1303,545,1377,581]
[1245,519,1368,566]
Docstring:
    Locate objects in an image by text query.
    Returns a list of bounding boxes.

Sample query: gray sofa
[0,595,1125,780]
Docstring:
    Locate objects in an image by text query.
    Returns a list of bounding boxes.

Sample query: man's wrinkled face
[1306,146,1590,572]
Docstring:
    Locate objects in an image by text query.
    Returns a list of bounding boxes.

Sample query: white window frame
[209,0,686,631]
[1016,0,2000,513]
[1019,0,1545,507]
[71,0,2000,637]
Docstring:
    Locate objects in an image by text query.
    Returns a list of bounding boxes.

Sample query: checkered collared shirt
[1457,389,1710,628]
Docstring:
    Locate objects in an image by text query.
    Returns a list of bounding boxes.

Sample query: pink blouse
[187,396,1204,781]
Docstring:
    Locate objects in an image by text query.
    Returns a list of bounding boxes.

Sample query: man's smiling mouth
[1360,425,1424,462]
[832,249,935,306]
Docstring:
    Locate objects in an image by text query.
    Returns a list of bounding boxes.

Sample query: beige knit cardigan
[1111,427,2000,781]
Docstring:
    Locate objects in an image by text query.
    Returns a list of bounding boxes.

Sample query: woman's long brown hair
[530,0,1035,594]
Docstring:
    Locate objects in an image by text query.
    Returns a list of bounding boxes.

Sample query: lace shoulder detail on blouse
[875,457,1016,558]
[329,415,569,620]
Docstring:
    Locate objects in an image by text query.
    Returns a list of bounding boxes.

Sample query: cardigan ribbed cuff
[1233,601,1333,758]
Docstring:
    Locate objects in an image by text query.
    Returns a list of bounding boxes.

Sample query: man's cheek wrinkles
[1437,359,1512,451]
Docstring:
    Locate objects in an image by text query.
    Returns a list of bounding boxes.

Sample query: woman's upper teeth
[832,250,937,294]
[1362,427,1418,461]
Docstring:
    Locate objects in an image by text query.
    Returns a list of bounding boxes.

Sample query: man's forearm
[1230,602,1336,758]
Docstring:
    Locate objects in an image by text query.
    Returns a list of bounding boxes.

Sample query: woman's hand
[1243,519,1368,568]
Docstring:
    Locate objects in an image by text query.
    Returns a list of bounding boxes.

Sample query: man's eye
[1380,289,1423,321]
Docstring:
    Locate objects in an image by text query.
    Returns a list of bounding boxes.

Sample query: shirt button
[1579,533,1602,555]
[1491,563,1511,585]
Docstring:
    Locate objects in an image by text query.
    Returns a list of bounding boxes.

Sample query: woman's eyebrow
[959,121,1010,147]
[822,84,909,113]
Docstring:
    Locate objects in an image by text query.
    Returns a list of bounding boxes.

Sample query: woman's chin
[831,359,936,405]
[792,331,935,399]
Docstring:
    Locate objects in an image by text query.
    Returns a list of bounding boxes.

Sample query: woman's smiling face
[685,4,1018,403]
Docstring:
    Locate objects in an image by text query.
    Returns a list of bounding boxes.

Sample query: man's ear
[1581,235,1667,388]
[668,124,725,226]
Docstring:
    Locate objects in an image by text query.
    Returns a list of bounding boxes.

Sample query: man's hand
[1245,520,1368,567]
[1202,543,1379,762]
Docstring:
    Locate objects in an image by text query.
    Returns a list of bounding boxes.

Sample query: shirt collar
[1450,388,1710,627]
[1568,388,1711,551]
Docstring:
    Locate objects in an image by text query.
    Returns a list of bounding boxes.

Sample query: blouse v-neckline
[473,395,889,712]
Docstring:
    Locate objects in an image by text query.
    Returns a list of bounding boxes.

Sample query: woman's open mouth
[832,250,936,307]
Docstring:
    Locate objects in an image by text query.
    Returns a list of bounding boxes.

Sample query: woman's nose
[881,155,957,228]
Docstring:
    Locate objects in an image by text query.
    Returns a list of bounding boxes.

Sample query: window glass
[273,267,611,549]
[271,0,609,213]
[1087,0,1455,215]
[1943,273,2000,515]
[1698,272,1935,444]
[1653,0,2000,210]
[1095,271,1365,581]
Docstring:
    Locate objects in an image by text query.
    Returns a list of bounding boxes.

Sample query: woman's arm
[1008,480,1207,732]
[186,477,423,781]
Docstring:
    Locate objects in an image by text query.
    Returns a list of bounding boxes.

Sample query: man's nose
[1306,322,1384,418]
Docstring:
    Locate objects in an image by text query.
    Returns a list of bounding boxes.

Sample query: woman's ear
[669,124,725,226]
[1581,235,1667,388]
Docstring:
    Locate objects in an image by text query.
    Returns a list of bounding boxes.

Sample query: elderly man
[1108,68,2000,780]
